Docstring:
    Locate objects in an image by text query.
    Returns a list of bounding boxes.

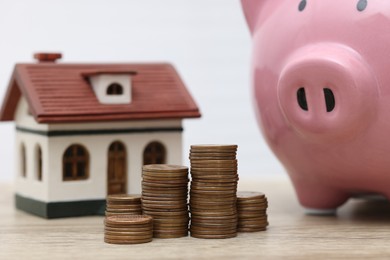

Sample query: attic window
[107,83,123,95]
[87,74,132,104]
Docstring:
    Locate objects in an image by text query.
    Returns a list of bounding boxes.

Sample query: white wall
[14,97,182,202]
[0,0,286,182]
[47,132,181,202]
[14,99,49,200]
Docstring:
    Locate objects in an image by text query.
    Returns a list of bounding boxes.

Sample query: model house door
[107,141,127,195]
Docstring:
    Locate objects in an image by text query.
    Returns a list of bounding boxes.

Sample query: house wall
[14,98,49,201]
[14,97,184,203]
[47,131,182,202]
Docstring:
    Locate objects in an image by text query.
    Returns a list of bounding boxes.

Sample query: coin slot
[323,88,335,112]
[297,87,308,111]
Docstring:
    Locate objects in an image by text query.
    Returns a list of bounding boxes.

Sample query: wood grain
[1,176,390,259]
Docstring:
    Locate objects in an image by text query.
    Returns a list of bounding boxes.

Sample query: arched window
[63,144,89,181]
[21,143,26,178]
[107,141,127,195]
[106,83,123,95]
[143,141,166,165]
[36,145,42,181]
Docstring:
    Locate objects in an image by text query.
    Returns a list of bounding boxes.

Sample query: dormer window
[107,83,124,95]
[84,72,135,105]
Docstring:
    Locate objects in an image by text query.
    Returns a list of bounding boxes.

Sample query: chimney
[34,52,62,63]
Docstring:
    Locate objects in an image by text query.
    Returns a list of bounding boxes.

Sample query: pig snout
[277,44,377,142]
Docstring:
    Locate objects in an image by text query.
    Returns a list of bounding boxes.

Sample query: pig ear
[241,0,263,34]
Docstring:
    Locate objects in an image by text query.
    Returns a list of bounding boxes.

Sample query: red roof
[0,63,201,123]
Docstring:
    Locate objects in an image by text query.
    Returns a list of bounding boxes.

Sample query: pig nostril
[323,88,336,112]
[297,87,308,111]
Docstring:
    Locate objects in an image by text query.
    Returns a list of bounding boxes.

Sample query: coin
[190,144,238,151]
[190,232,237,239]
[104,237,153,245]
[237,227,267,232]
[143,164,188,173]
[107,194,141,203]
[105,215,153,226]
[105,226,152,232]
[153,231,188,239]
[237,191,266,200]
[104,233,153,240]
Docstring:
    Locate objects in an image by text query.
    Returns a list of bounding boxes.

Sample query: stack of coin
[141,164,189,238]
[189,144,239,239]
[106,194,142,217]
[237,191,268,232]
[104,215,153,244]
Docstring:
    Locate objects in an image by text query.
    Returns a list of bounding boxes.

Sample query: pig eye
[357,0,367,11]
[298,0,307,11]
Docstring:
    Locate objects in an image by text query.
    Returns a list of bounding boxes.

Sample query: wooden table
[1,176,390,259]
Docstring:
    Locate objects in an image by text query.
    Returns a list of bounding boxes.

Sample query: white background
[0,0,285,181]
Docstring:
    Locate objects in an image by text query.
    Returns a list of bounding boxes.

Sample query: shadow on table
[338,198,390,223]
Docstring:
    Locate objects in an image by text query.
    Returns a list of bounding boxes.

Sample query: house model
[0,53,201,218]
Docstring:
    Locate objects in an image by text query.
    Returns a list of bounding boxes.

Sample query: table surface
[1,176,390,260]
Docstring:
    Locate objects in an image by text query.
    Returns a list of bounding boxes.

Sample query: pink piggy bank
[242,0,390,214]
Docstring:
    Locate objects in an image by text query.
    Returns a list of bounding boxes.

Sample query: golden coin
[237,191,266,200]
[190,226,237,233]
[104,237,153,245]
[142,181,188,188]
[104,222,153,230]
[189,227,237,234]
[106,210,142,214]
[107,194,141,203]
[192,176,239,182]
[191,171,237,176]
[191,211,237,217]
[142,201,188,207]
[105,211,143,216]
[237,199,268,205]
[141,188,188,194]
[190,187,237,193]
[238,215,268,221]
[141,197,188,203]
[237,227,267,232]
[141,198,188,204]
[190,144,238,150]
[142,174,188,181]
[143,164,188,172]
[190,190,236,196]
[191,181,237,187]
[107,202,142,208]
[192,218,237,223]
[153,232,188,239]
[142,191,188,196]
[238,221,268,227]
[189,151,237,156]
[105,215,153,226]
[105,226,152,232]
[190,202,236,208]
[154,223,189,229]
[142,206,188,213]
[105,230,153,236]
[190,232,237,239]
[105,233,152,240]
[189,156,237,160]
[238,220,269,226]
[191,218,237,224]
[190,222,236,229]
[106,208,142,213]
[190,164,237,169]
[142,176,188,182]
[143,208,188,214]
[237,208,268,214]
[190,158,237,163]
